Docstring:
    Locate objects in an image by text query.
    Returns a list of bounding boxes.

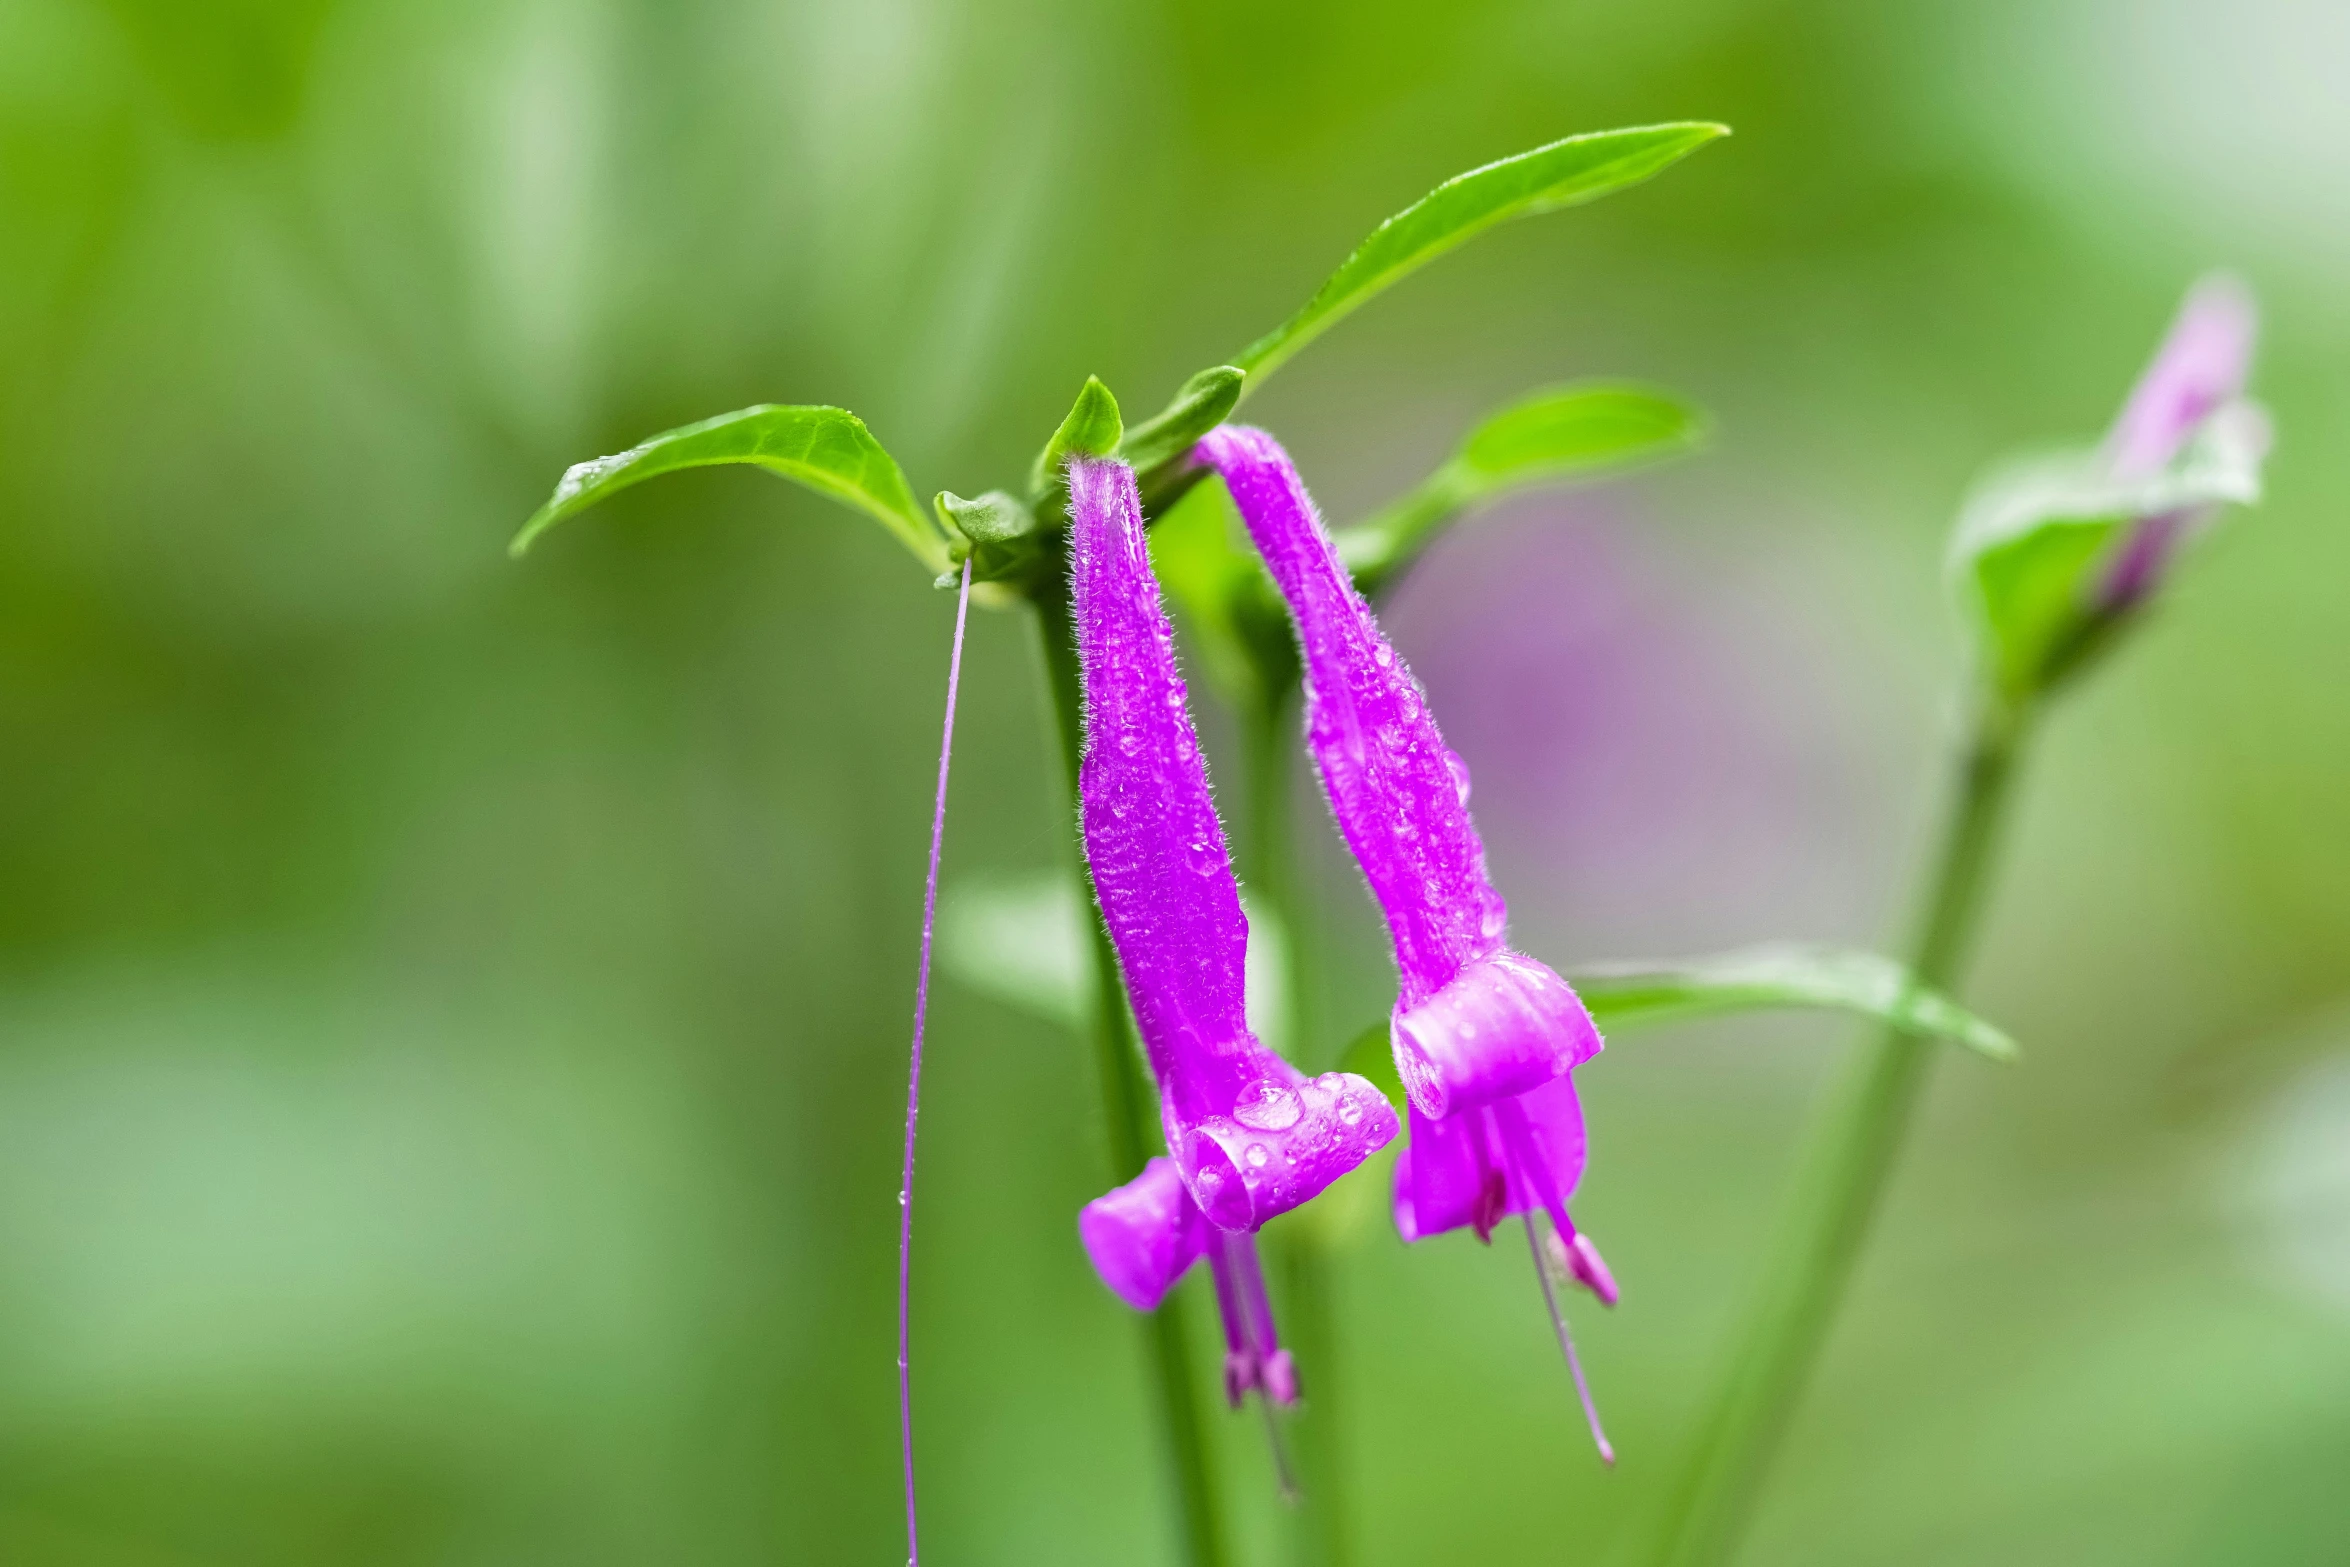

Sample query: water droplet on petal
[1232,1078,1304,1132]
[1244,1143,1272,1169]
[1445,750,1473,806]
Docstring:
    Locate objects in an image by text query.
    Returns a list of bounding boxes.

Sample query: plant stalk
[1641,710,2023,1567]
[1241,691,1352,1567]
[1032,573,1228,1567]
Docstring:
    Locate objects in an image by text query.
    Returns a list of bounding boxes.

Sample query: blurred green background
[2,0,2345,1562]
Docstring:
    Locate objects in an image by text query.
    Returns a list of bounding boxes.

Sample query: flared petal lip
[1079,1156,1207,1312]
[1172,1064,1399,1232]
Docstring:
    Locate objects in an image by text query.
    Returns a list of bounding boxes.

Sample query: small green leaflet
[1028,376,1124,497]
[1229,123,1727,395]
[1122,366,1245,479]
[1339,943,2016,1113]
[1947,400,2268,702]
[1339,382,1705,592]
[510,405,948,574]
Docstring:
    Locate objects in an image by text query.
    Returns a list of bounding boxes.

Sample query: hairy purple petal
[2105,274,2257,481]
[1193,427,1600,1120]
[1070,455,1397,1232]
[1080,1156,1210,1312]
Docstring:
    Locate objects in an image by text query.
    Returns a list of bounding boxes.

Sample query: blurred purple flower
[1068,454,1397,1408]
[1194,426,1616,1459]
[2095,275,2260,613]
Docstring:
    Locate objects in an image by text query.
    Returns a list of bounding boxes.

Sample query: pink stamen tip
[1223,1352,1256,1409]
[1263,1348,1301,1407]
[896,559,972,1567]
[1547,1226,1621,1307]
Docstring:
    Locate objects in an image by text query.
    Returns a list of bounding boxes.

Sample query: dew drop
[1244,1143,1272,1169]
[1445,750,1473,806]
[1373,643,1394,668]
[1232,1078,1304,1132]
[1477,885,1509,942]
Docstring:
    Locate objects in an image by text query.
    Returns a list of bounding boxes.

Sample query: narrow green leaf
[1335,943,2016,1114]
[1121,365,1245,477]
[1566,945,2018,1062]
[1948,400,2268,702]
[1338,382,1706,591]
[1230,123,1727,393]
[1455,382,1704,482]
[510,404,946,572]
[1028,376,1125,496]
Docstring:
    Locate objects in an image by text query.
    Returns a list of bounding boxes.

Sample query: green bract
[1028,376,1125,497]
[510,404,947,572]
[1339,382,1706,593]
[1227,123,1728,394]
[1121,366,1245,479]
[1948,401,2268,704]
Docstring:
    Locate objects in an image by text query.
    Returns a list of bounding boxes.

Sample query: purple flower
[2095,275,2259,613]
[1194,425,1616,1457]
[1067,454,1398,1406]
[1081,1157,1298,1407]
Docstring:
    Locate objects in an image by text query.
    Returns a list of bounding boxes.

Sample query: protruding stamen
[1545,1223,1621,1307]
[1208,1228,1305,1501]
[1523,1220,1614,1466]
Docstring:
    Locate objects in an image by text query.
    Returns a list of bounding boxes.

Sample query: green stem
[1032,574,1228,1567]
[1641,710,2023,1567]
[1242,690,1350,1567]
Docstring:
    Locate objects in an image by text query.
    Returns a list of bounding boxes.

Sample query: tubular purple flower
[1067,453,1398,1412]
[1194,425,1616,1459]
[2095,275,2260,614]
[1080,1158,1300,1411]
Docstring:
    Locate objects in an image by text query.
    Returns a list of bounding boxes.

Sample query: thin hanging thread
[900,559,972,1567]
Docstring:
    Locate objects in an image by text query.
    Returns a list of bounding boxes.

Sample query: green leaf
[1336,943,2017,1115]
[1121,365,1245,478]
[1948,400,2268,703]
[1566,944,2017,1062]
[1230,123,1727,393]
[1338,382,1706,592]
[510,405,946,572]
[1028,376,1125,497]
[1456,381,1704,482]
